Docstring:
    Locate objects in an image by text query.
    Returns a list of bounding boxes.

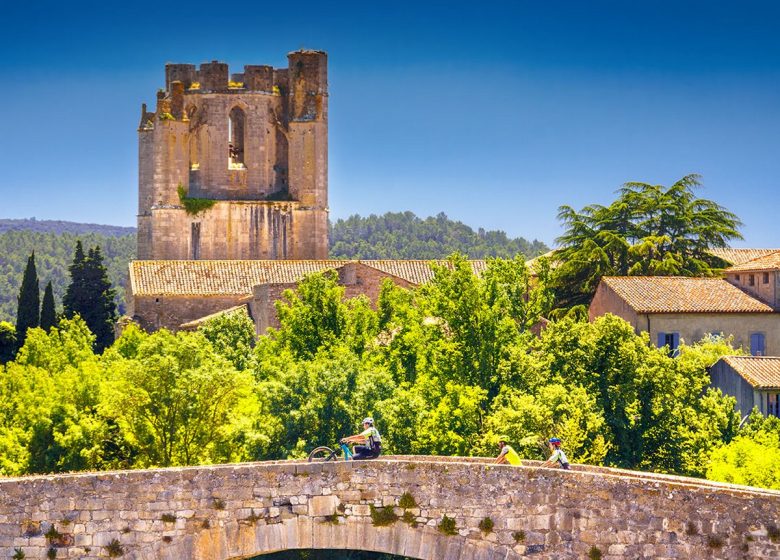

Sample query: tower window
[228,107,246,168]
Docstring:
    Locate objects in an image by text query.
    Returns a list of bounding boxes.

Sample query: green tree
[64,243,117,352]
[551,174,742,310]
[40,281,56,331]
[100,328,256,467]
[198,308,256,371]
[0,321,16,364]
[15,252,40,348]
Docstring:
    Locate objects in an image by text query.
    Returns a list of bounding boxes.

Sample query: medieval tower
[136,50,328,260]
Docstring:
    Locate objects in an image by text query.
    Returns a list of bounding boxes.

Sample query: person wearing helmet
[494,436,522,466]
[341,417,382,460]
[542,437,570,470]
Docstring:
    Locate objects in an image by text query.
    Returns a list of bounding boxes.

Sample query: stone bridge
[0,457,778,559]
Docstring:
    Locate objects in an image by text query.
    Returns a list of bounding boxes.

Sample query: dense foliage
[330,212,547,259]
[0,230,135,323]
[0,212,544,324]
[551,175,742,313]
[63,242,117,352]
[0,256,749,488]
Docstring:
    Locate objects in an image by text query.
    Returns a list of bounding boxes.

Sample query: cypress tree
[64,242,117,352]
[15,251,40,347]
[63,240,87,317]
[40,281,57,331]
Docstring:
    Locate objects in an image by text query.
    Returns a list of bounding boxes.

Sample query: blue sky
[0,0,778,247]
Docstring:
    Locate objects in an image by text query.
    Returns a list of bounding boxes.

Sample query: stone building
[127,259,487,334]
[588,276,780,355]
[710,355,780,418]
[137,50,328,261]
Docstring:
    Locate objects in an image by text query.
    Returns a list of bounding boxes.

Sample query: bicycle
[308,440,354,462]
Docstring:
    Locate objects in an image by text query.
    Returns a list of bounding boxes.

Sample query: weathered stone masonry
[1,457,779,559]
[137,51,328,261]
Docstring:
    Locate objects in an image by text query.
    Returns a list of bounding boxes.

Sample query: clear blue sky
[1,0,778,247]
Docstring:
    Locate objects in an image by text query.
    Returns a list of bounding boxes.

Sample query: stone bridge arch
[1,457,779,559]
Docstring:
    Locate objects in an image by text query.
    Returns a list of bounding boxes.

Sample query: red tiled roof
[721,356,780,389]
[725,251,780,273]
[601,276,774,313]
[361,260,489,285]
[708,248,780,266]
[130,259,490,296]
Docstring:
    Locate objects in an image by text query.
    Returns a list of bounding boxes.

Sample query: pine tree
[64,242,117,352]
[40,281,57,331]
[15,252,40,347]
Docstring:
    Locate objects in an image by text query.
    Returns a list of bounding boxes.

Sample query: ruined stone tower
[136,50,328,260]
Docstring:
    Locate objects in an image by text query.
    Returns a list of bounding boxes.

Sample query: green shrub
[12,549,25,560]
[438,515,458,536]
[161,513,176,523]
[398,492,417,509]
[177,184,216,215]
[105,539,124,557]
[513,530,526,543]
[370,505,398,527]
[478,517,494,534]
[588,546,602,560]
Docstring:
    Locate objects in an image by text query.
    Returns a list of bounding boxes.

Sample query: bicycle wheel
[308,446,338,462]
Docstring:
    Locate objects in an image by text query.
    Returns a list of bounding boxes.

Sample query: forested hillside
[0,231,135,322]
[0,213,545,322]
[0,218,134,236]
[330,212,548,259]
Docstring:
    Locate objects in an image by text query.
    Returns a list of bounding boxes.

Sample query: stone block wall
[137,51,328,262]
[0,458,778,559]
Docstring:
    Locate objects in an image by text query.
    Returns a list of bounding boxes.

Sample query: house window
[769,394,780,418]
[764,272,770,284]
[734,274,740,282]
[749,274,755,286]
[750,332,766,356]
[657,331,680,356]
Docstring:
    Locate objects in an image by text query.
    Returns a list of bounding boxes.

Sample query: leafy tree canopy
[551,174,742,311]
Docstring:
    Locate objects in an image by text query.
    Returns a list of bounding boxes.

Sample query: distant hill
[0,218,135,237]
[0,212,547,323]
[330,211,548,260]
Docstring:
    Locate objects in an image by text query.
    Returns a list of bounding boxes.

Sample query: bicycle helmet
[362,417,374,426]
[549,437,562,447]
[498,435,509,444]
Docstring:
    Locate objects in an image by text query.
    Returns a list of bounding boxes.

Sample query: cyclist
[494,436,522,466]
[341,417,382,460]
[542,437,570,470]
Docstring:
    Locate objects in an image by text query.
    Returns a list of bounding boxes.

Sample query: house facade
[589,276,779,355]
[710,356,780,418]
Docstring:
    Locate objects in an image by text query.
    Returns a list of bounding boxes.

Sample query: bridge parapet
[0,457,778,559]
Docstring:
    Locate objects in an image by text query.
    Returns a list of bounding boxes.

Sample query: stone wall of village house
[726,270,780,309]
[588,282,641,327]
[643,312,780,355]
[589,282,780,354]
[129,295,249,332]
[1,458,779,560]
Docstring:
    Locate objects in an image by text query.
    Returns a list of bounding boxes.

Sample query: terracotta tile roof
[361,260,488,285]
[721,356,780,389]
[707,248,780,266]
[601,276,774,314]
[130,259,489,296]
[179,305,250,329]
[725,251,780,273]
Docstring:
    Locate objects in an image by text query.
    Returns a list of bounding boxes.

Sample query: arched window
[228,107,245,168]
